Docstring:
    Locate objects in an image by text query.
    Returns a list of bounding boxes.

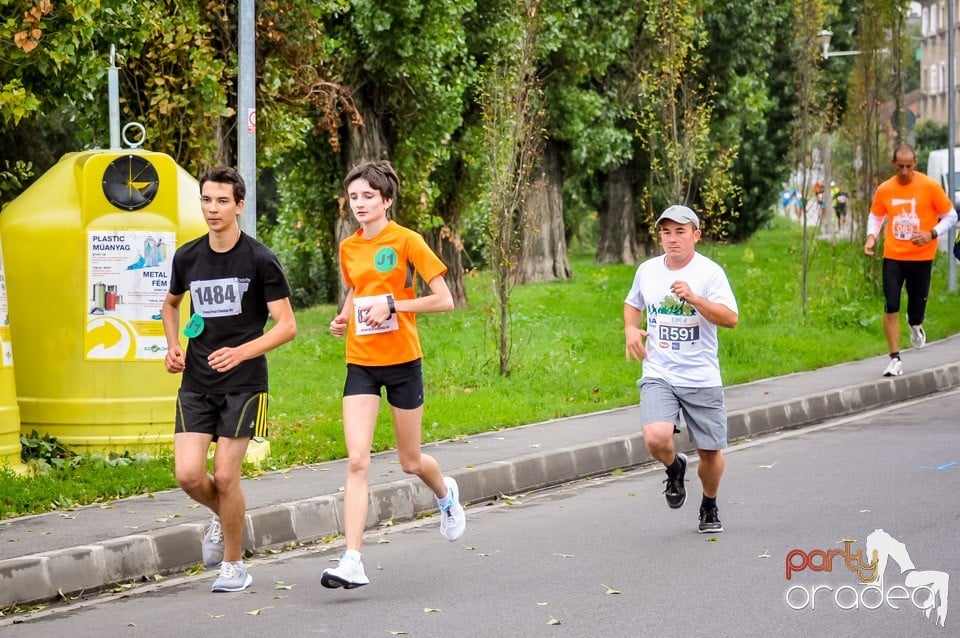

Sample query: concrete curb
[2,362,958,607]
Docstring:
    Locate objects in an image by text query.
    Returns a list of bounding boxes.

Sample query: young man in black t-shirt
[161,167,296,593]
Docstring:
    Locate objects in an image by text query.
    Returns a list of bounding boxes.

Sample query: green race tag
[183,313,205,338]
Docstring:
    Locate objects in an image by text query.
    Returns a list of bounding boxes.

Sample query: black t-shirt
[169,232,291,393]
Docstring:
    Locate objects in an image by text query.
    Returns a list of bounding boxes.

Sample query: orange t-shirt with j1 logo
[339,221,447,366]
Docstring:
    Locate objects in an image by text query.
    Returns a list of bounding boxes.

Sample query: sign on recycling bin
[85,230,175,360]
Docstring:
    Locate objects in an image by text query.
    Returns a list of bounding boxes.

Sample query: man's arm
[206,297,297,374]
[669,281,738,329]
[161,291,186,373]
[623,303,648,362]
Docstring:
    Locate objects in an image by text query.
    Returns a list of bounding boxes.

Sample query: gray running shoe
[201,515,224,567]
[211,561,252,592]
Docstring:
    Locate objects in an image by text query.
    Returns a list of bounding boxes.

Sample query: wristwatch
[931,228,939,239]
[386,294,396,315]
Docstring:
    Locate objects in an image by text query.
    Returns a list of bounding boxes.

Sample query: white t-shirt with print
[624,252,738,387]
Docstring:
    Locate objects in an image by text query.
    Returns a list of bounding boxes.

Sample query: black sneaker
[698,506,723,534]
[662,453,687,509]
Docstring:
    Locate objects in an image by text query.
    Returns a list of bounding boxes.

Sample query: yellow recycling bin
[0,150,207,454]
[0,238,25,472]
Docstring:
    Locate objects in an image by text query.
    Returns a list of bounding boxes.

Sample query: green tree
[914,119,948,173]
[479,0,544,376]
[790,0,830,318]
[701,0,796,240]
[634,0,739,239]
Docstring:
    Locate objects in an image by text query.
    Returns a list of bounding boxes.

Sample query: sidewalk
[2,335,959,607]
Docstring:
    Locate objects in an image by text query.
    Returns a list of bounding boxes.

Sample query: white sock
[343,549,361,563]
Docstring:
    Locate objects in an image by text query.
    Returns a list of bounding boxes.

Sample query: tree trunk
[425,224,468,309]
[516,141,570,284]
[213,116,235,170]
[336,94,390,306]
[596,164,639,264]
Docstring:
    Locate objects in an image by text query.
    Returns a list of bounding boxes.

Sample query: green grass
[3,216,960,518]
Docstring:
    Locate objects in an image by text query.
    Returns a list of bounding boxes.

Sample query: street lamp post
[817,30,863,59]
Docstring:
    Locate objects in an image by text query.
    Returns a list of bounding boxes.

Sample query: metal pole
[949,0,957,291]
[238,0,257,238]
[108,45,120,149]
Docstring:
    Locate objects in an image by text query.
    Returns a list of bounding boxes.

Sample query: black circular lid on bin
[101,154,159,211]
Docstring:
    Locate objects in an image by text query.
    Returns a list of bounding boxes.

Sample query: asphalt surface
[1,334,959,609]
[2,392,958,637]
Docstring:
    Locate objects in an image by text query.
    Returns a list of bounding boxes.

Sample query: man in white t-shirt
[623,205,739,533]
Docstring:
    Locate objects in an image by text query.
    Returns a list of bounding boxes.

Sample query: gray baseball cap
[656,204,700,229]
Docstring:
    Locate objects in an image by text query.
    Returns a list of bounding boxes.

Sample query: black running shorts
[175,390,269,440]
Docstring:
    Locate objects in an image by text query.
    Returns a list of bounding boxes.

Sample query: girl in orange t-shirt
[321,160,465,590]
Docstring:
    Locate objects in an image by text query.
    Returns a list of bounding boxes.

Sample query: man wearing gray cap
[623,205,739,533]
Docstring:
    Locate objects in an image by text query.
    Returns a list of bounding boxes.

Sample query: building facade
[919,0,960,133]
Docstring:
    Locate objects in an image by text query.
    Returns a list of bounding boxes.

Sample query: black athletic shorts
[343,359,424,409]
[175,389,269,440]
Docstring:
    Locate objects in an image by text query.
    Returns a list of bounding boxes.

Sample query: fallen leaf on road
[601,583,621,595]
[389,631,409,635]
[547,618,562,626]
[478,551,500,557]
[274,580,294,590]
[59,514,76,519]
[706,537,719,542]
[423,608,441,613]
[246,606,274,616]
[100,504,115,510]
[461,544,476,551]
[859,509,870,513]
[758,551,771,559]
[537,602,549,606]
[552,553,574,559]
[758,462,776,469]
[209,614,224,619]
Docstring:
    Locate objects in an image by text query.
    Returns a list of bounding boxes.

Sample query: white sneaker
[910,324,926,349]
[438,477,466,541]
[321,554,369,589]
[882,357,903,377]
[201,515,224,567]
[211,560,252,592]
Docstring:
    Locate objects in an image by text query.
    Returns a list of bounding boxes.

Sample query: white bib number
[656,314,702,353]
[354,294,399,336]
[191,277,242,317]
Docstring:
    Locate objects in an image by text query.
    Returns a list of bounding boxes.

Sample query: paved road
[5,390,957,638]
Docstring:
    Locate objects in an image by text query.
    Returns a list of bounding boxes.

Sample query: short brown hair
[343,160,400,201]
[199,166,246,203]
